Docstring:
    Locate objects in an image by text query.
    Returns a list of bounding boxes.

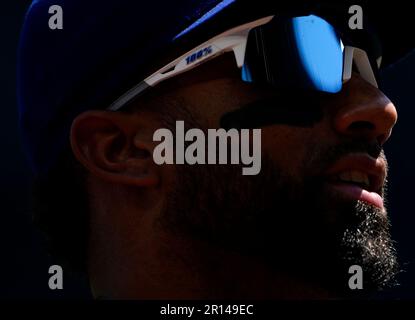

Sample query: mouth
[324,153,387,210]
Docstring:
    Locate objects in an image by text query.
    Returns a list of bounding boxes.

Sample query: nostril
[348,121,375,131]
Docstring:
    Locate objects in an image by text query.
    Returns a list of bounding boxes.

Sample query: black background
[0,1,413,299]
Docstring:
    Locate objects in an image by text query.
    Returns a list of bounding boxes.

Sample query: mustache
[307,140,386,174]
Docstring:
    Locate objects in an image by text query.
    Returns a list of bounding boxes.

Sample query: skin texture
[70,54,398,299]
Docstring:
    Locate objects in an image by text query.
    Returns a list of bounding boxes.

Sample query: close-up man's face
[14,0,415,303]
[81,52,398,299]
[159,54,398,294]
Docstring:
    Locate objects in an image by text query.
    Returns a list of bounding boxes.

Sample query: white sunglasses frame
[108,15,379,111]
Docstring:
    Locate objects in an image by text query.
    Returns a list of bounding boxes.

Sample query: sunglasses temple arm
[108,81,150,111]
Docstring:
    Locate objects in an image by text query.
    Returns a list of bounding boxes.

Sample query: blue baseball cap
[17,0,414,175]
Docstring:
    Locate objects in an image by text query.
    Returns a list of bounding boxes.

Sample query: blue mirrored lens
[292,15,343,93]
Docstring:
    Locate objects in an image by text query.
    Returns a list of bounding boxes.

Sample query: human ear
[70,110,159,187]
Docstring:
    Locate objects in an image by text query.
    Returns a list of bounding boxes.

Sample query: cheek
[261,126,317,180]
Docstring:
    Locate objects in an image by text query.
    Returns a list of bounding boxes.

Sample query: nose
[332,74,398,146]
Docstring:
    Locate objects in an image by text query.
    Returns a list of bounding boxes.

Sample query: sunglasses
[108,14,380,111]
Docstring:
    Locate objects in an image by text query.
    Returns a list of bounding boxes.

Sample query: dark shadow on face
[220,89,328,129]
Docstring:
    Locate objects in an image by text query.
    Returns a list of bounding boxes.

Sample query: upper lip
[325,153,386,194]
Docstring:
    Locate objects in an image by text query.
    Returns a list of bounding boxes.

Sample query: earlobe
[70,110,159,187]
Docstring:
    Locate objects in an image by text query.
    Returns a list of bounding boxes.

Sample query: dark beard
[338,201,399,295]
[160,151,399,298]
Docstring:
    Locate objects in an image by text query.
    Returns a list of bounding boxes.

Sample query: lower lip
[326,182,384,209]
